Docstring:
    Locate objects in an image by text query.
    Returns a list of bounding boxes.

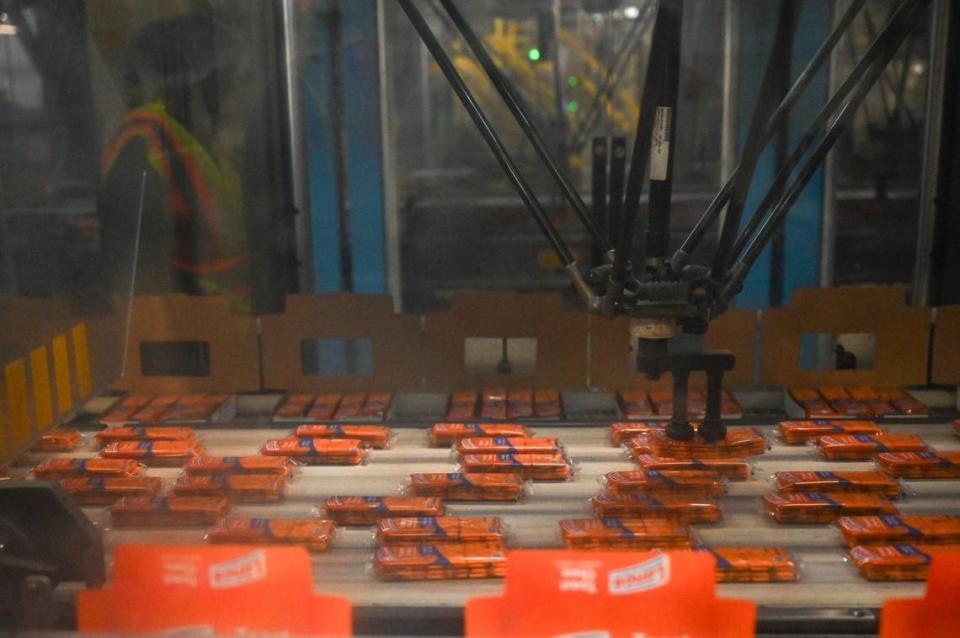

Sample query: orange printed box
[31,428,83,452]
[591,493,722,524]
[778,420,884,444]
[207,517,335,551]
[837,515,960,547]
[110,495,229,527]
[430,423,530,447]
[763,492,897,524]
[173,473,286,503]
[294,424,392,448]
[100,440,202,467]
[260,437,367,465]
[408,472,526,501]
[33,458,144,480]
[324,496,445,526]
[774,471,901,498]
[184,455,295,477]
[376,516,504,546]
[374,543,506,580]
[559,518,691,550]
[60,476,162,505]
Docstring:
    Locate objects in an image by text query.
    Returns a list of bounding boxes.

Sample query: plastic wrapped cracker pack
[324,496,445,526]
[773,471,901,498]
[408,472,526,501]
[848,543,960,581]
[99,440,202,467]
[876,450,960,478]
[610,421,666,446]
[837,515,960,547]
[374,542,506,580]
[31,428,83,452]
[207,517,335,551]
[375,516,504,546]
[591,494,722,524]
[815,433,928,461]
[60,476,162,505]
[110,495,229,527]
[703,547,798,583]
[294,424,392,449]
[185,455,295,478]
[96,426,197,445]
[99,394,155,424]
[646,427,767,459]
[480,388,508,420]
[763,492,897,524]
[306,393,342,421]
[332,392,366,420]
[260,437,367,465]
[33,458,144,480]
[173,473,286,503]
[160,393,229,422]
[506,389,533,420]
[818,386,871,418]
[875,388,927,416]
[273,393,315,419]
[632,454,752,481]
[359,392,393,419]
[604,470,727,498]
[447,391,479,420]
[456,436,561,456]
[430,423,529,447]
[788,388,842,418]
[461,453,572,481]
[125,395,181,423]
[533,389,562,418]
[559,518,692,550]
[846,387,898,418]
[619,390,655,420]
[778,420,884,445]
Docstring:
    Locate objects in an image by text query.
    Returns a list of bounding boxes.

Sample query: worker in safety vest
[98,12,252,312]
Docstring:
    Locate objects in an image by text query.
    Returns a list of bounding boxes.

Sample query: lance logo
[608,554,670,595]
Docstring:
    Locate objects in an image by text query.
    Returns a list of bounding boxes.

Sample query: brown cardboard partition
[0,296,76,363]
[589,308,759,390]
[260,293,422,392]
[115,295,260,393]
[759,286,931,387]
[422,292,587,390]
[931,305,960,385]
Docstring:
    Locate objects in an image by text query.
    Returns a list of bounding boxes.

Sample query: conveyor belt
[14,421,960,615]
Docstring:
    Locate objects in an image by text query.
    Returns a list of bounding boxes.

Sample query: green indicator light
[527,47,541,61]
[567,75,578,87]
[566,100,580,113]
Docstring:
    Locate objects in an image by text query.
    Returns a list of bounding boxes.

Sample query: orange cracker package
[375,516,504,546]
[457,436,560,456]
[173,473,286,503]
[876,450,960,478]
[778,419,884,445]
[789,388,841,418]
[819,386,871,418]
[161,393,228,422]
[128,395,181,422]
[373,542,506,580]
[332,392,366,420]
[408,472,526,501]
[33,458,144,480]
[430,422,529,447]
[604,470,727,498]
[110,495,229,527]
[534,389,562,418]
[703,547,798,583]
[461,453,572,481]
[306,393,341,421]
[846,387,898,418]
[815,433,928,461]
[763,492,897,524]
[592,494,722,524]
[295,424,392,449]
[774,471,901,498]
[99,394,154,424]
[31,428,83,452]
[185,455,295,478]
[274,393,315,419]
[559,518,691,550]
[480,388,508,420]
[611,422,665,446]
[359,392,393,419]
[619,390,654,420]
[875,387,927,415]
[633,453,752,481]
[324,496,445,526]
[207,517,335,551]
[646,427,767,459]
[837,515,960,547]
[60,476,162,505]
[507,389,533,420]
[848,543,960,581]
[100,440,201,467]
[96,426,197,445]
[447,391,479,420]
[260,437,367,465]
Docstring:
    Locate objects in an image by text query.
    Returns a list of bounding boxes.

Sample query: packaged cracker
[260,437,367,465]
[324,496,445,526]
[591,493,722,524]
[773,471,901,498]
[129,395,181,422]
[815,433,928,461]
[848,543,960,581]
[559,518,691,550]
[846,387,898,418]
[60,476,162,505]
[408,472,526,501]
[604,470,727,498]
[184,455,295,478]
[100,440,201,467]
[788,388,842,418]
[461,453,572,481]
[33,458,144,480]
[161,393,228,422]
[295,424,392,449]
[533,389,562,419]
[778,419,884,445]
[430,422,530,447]
[375,516,504,545]
[837,515,960,546]
[447,391,479,420]
[819,386,871,417]
[96,426,197,444]
[99,394,154,424]
[875,388,928,416]
[173,473,286,503]
[31,428,83,452]
[763,492,897,524]
[359,392,393,419]
[480,388,508,420]
[876,450,960,478]
[110,495,229,527]
[274,393,315,419]
[611,421,665,446]
[457,436,560,456]
[506,389,533,420]
[646,427,767,459]
[207,517,335,551]
[306,393,342,421]
[333,393,366,420]
[632,453,752,481]
[619,390,654,420]
[373,542,506,580]
[703,547,798,582]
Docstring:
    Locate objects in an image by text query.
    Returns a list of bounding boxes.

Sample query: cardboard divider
[116,295,260,393]
[931,305,960,385]
[759,286,931,387]
[879,551,960,638]
[422,292,587,390]
[260,293,421,392]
